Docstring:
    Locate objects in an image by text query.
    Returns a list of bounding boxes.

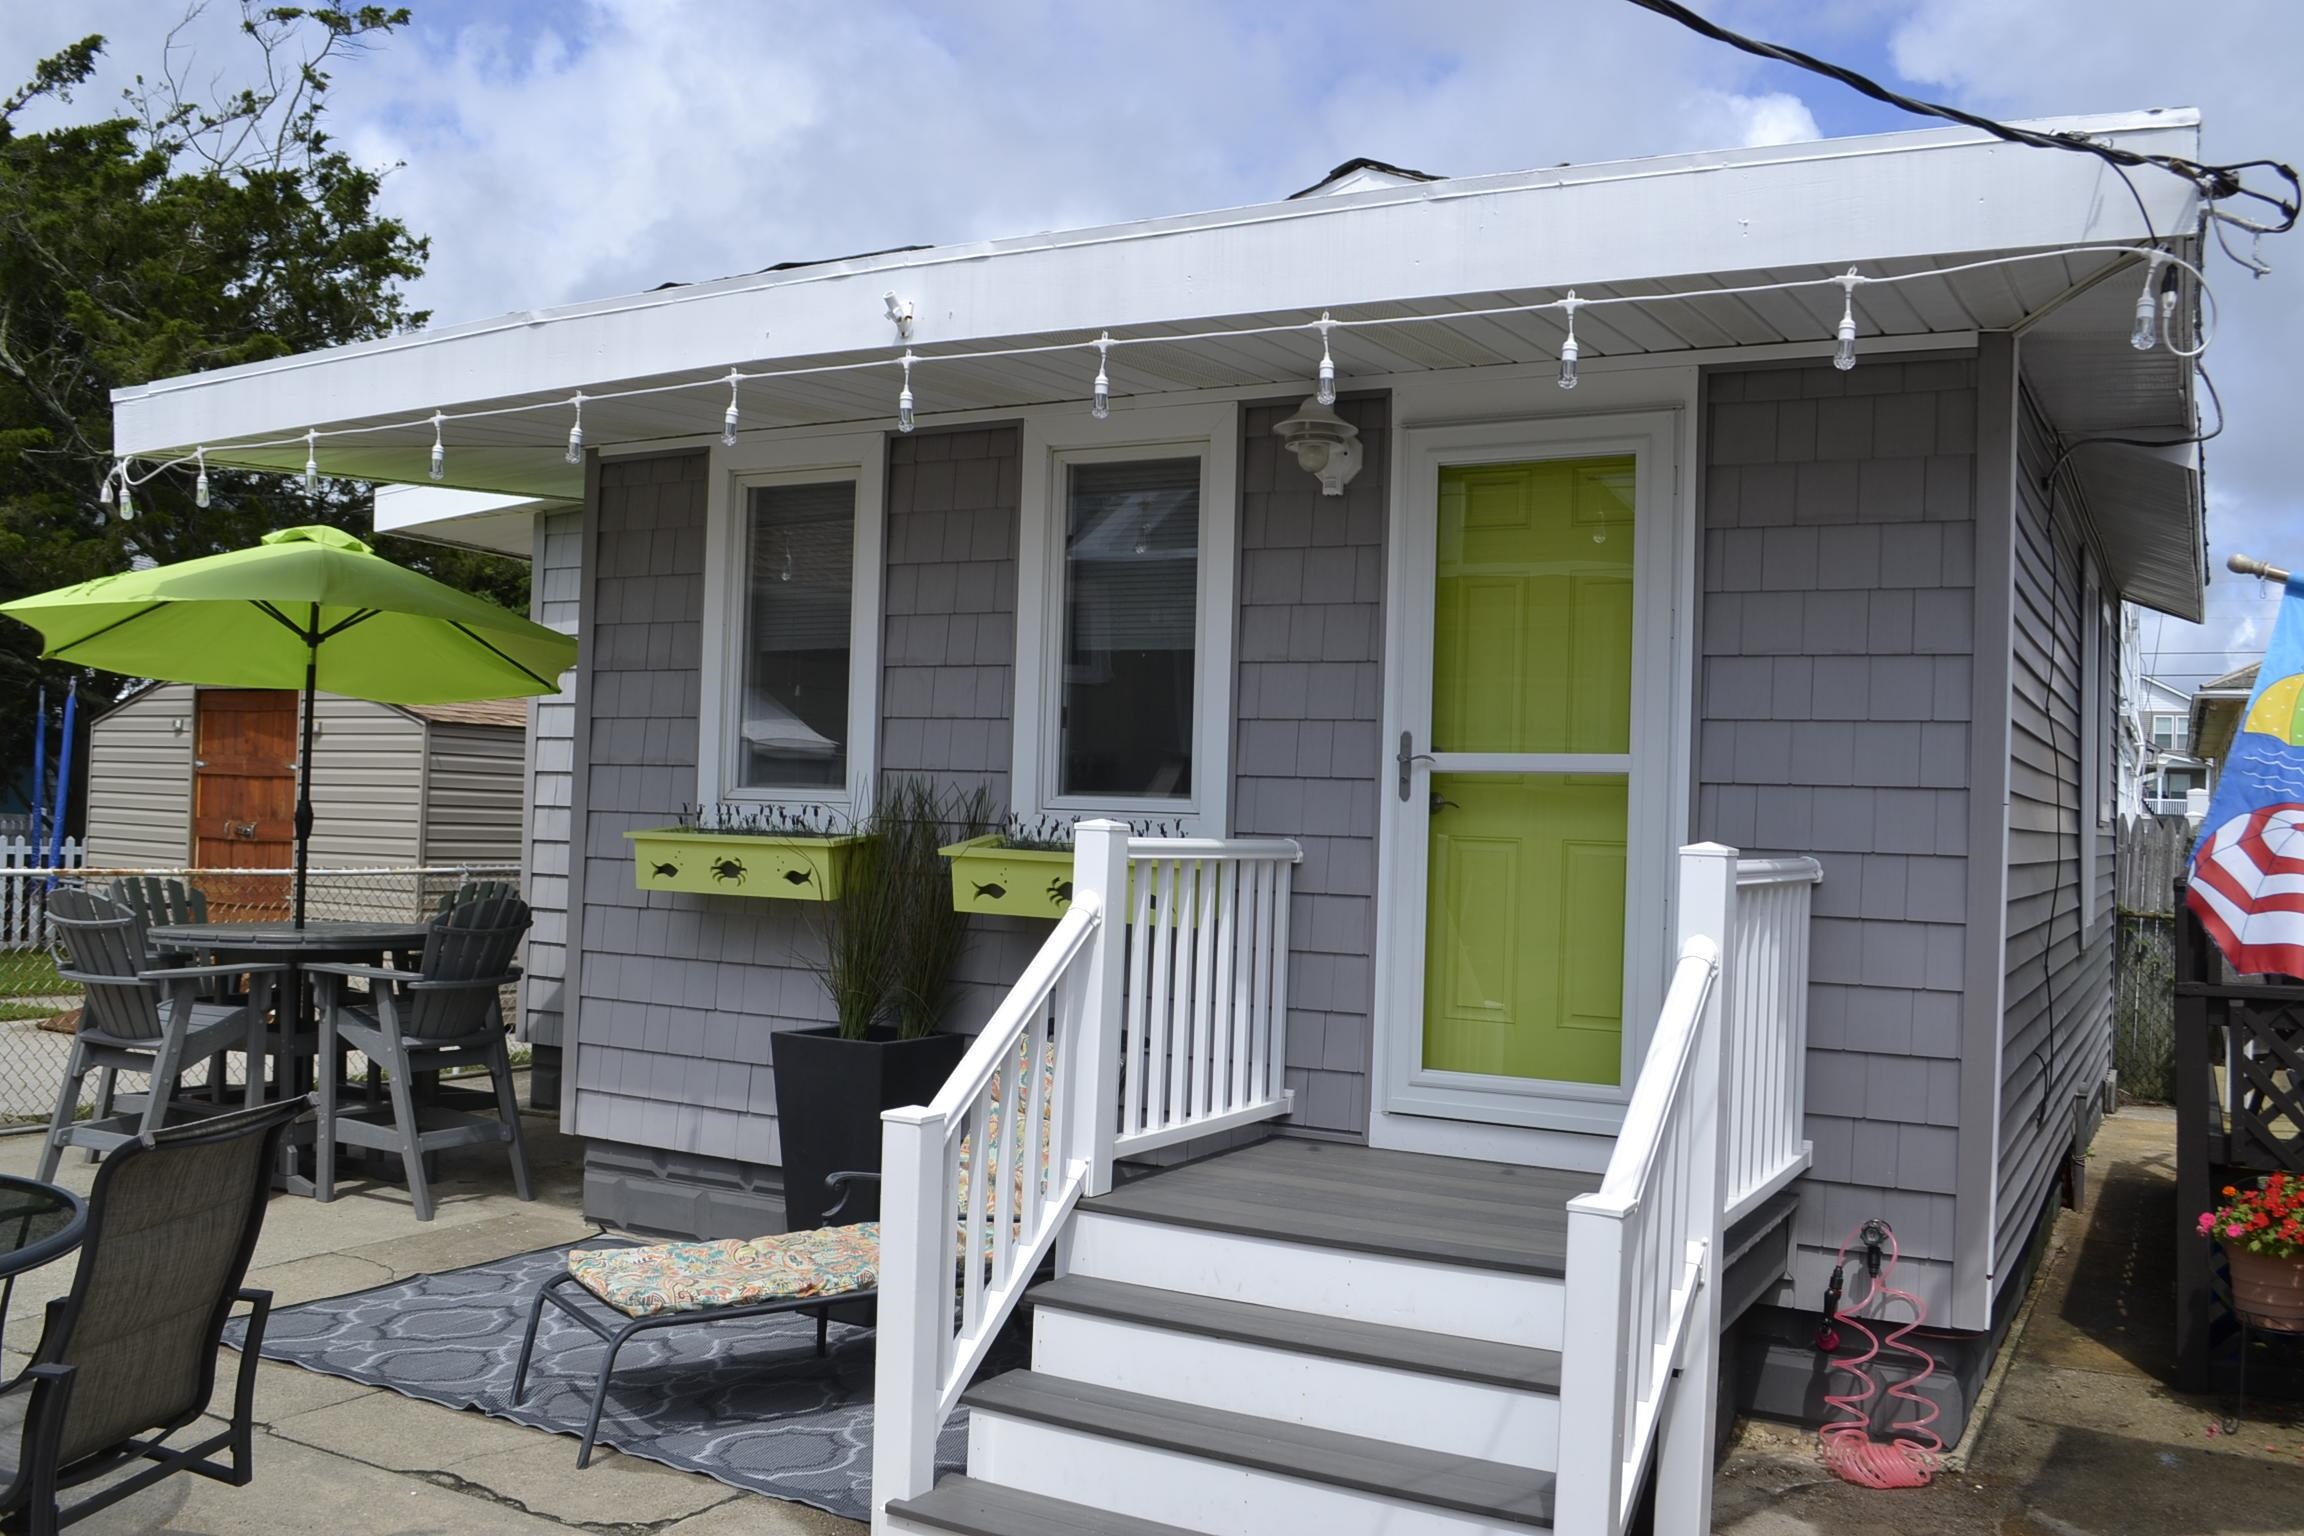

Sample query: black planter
[770,1026,972,1234]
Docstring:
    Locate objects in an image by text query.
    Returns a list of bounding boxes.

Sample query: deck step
[1028,1274,1561,1393]
[962,1371,1556,1531]
[887,1476,1208,1536]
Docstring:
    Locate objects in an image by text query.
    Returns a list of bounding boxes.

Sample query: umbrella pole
[295,629,317,929]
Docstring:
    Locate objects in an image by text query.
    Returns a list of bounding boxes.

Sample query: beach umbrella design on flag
[2188,570,2304,978]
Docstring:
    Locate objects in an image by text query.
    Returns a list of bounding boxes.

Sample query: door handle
[1397,731,1435,801]
[1430,791,1459,814]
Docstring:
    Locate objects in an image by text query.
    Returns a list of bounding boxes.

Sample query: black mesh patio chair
[0,1096,304,1536]
[38,891,284,1184]
[308,894,533,1222]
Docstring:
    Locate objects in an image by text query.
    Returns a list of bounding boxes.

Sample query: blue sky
[3,0,2295,685]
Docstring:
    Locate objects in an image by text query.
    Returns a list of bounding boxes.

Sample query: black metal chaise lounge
[511,1172,882,1467]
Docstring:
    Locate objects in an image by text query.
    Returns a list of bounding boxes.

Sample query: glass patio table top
[0,1176,85,1279]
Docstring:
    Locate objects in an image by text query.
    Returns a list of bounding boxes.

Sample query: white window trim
[1013,402,1239,835]
[697,431,887,815]
[2081,560,2105,927]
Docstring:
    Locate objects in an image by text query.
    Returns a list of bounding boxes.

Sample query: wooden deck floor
[1085,1136,1601,1277]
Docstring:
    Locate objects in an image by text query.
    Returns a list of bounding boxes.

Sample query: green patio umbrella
[0,525,577,925]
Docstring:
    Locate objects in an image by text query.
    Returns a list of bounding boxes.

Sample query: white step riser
[1067,1212,1563,1350]
[1031,1309,1559,1472]
[968,1411,1540,1536]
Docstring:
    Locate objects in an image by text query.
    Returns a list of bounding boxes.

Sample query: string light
[1092,333,1111,420]
[117,474,134,521]
[1558,292,1581,391]
[194,448,211,509]
[111,242,2219,496]
[722,369,742,447]
[1833,271,1860,372]
[303,430,319,495]
[2130,255,2163,351]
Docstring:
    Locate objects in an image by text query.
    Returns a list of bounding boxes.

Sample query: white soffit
[372,484,565,558]
[115,108,2203,504]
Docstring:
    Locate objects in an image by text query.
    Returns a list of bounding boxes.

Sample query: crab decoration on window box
[625,803,869,901]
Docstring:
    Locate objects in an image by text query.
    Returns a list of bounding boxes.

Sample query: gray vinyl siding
[881,426,1042,1034]
[1993,387,2115,1294]
[1697,357,1979,1315]
[83,684,196,866]
[420,723,526,865]
[1234,395,1387,1138]
[300,697,424,866]
[524,509,583,1049]
[570,430,1030,1210]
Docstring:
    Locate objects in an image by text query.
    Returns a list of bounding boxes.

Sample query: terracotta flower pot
[2227,1246,2304,1333]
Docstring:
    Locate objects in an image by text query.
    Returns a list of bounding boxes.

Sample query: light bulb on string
[429,413,446,480]
[1092,334,1111,420]
[1833,273,1860,372]
[303,430,320,495]
[1557,293,1581,391]
[1315,312,1337,406]
[896,352,917,434]
[723,370,742,448]
[194,449,211,509]
[118,473,134,521]
[98,467,115,507]
[2129,254,2163,351]
[565,394,586,464]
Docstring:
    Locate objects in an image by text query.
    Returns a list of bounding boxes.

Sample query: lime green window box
[941,836,1079,920]
[627,828,869,901]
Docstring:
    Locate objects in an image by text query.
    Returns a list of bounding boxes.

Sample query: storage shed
[83,683,527,870]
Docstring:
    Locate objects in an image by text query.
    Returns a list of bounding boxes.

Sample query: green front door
[1421,457,1636,1086]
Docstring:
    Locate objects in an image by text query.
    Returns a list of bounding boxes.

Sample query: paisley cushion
[568,1223,880,1318]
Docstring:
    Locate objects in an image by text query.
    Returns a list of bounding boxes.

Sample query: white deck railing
[1724,856,1821,1223]
[872,823,1299,1528]
[1115,837,1300,1156]
[1556,843,1823,1535]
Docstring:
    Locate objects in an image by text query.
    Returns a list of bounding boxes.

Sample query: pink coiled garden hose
[1817,1219,1944,1489]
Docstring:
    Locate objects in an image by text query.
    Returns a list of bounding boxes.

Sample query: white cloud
[1703,90,1823,148]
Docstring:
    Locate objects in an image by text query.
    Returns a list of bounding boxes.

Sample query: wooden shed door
[193,690,297,914]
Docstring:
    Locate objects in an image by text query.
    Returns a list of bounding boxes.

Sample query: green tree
[0,4,527,817]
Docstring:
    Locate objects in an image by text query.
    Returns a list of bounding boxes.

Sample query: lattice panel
[2225,999,2304,1172]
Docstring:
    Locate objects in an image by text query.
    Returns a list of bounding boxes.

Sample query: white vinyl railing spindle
[1724,857,1821,1223]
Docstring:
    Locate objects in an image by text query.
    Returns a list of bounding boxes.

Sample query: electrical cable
[1621,0,2300,233]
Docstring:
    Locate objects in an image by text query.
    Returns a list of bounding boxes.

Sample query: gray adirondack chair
[38,890,284,1183]
[0,1097,303,1535]
[308,895,533,1222]
[433,878,518,919]
[106,876,208,932]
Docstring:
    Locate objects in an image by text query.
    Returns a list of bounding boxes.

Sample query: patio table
[0,1174,86,1355]
[148,920,435,1194]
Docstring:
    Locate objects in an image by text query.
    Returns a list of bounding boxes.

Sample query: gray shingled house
[111,110,2211,1521]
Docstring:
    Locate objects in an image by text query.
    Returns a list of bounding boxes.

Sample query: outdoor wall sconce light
[1273,396,1363,497]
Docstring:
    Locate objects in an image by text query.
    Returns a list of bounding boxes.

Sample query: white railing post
[869,1103,946,1531]
[1070,820,1129,1197]
[1555,1200,1632,1532]
[1654,842,1737,1536]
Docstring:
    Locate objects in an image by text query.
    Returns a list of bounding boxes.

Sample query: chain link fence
[0,865,520,1129]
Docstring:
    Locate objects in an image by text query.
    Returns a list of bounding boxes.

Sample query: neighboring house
[2134,672,2207,816]
[2190,660,2261,789]
[111,110,2209,1529]
[83,683,526,873]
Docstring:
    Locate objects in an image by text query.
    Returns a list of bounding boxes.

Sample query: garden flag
[2188,570,2304,977]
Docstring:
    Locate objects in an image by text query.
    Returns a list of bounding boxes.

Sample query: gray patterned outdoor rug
[222,1240,967,1521]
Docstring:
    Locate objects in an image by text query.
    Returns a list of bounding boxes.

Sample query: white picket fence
[0,838,87,946]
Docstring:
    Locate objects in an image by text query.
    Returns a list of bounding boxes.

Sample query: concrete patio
[0,1091,864,1535]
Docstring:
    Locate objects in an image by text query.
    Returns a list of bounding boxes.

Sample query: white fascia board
[113,109,2200,457]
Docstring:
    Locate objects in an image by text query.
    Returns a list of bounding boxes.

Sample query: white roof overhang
[114,109,2206,599]
[371,485,568,558]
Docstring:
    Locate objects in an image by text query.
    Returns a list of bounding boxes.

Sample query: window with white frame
[697,433,886,812]
[1012,405,1238,833]
[736,481,854,791]
[2151,713,2188,752]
